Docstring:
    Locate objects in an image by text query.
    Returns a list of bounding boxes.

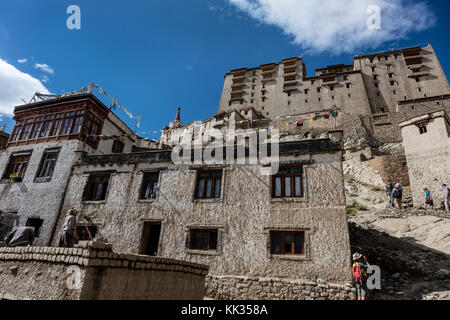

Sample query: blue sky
[0,0,449,138]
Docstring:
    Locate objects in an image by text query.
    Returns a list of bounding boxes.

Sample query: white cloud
[41,75,50,83]
[227,0,436,54]
[18,58,27,64]
[0,58,49,115]
[34,63,54,74]
[185,65,193,71]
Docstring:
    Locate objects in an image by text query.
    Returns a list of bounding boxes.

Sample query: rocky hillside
[349,209,450,300]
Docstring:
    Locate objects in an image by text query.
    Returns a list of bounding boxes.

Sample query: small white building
[400,110,450,207]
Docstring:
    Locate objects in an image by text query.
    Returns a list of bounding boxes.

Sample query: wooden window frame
[272,165,304,199]
[8,106,102,149]
[189,229,218,251]
[82,173,111,202]
[194,169,223,199]
[35,148,61,181]
[140,172,160,200]
[2,152,32,181]
[270,230,306,255]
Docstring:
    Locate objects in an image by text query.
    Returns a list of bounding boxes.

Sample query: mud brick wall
[0,242,208,300]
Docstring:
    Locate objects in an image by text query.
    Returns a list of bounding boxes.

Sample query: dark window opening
[83,174,111,202]
[26,218,44,238]
[112,140,124,154]
[189,229,218,251]
[272,165,304,198]
[76,225,98,241]
[419,126,427,134]
[270,230,305,255]
[141,222,161,256]
[140,172,160,200]
[195,170,222,199]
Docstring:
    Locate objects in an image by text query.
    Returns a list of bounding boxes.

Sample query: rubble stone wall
[367,155,410,186]
[205,275,356,300]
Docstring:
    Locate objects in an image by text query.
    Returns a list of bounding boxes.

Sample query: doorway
[141,222,162,256]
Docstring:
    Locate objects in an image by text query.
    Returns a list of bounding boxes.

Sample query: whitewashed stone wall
[55,142,353,299]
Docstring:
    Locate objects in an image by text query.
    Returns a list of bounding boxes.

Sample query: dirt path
[348,210,450,300]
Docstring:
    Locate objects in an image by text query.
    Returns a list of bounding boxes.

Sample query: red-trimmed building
[0,93,141,246]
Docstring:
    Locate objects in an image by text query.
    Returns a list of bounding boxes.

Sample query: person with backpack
[392,183,402,209]
[424,188,435,209]
[352,252,371,300]
[443,184,449,212]
[385,183,394,207]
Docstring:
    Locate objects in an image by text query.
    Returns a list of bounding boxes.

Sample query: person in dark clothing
[385,183,394,207]
[392,183,402,209]
[58,207,78,248]
[424,188,435,209]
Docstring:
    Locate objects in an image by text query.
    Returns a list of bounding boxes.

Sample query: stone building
[0,125,9,150]
[400,110,450,208]
[161,45,449,150]
[0,94,142,246]
[218,44,449,118]
[53,139,355,299]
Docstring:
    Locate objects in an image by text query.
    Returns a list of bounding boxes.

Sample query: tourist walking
[423,188,435,209]
[352,252,371,300]
[385,183,394,207]
[392,183,402,209]
[443,184,449,212]
[58,207,78,248]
